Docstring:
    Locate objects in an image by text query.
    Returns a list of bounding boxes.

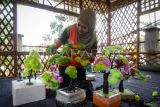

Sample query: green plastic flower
[108,68,122,85]
[135,95,141,101]
[93,61,107,72]
[41,71,53,83]
[117,55,128,64]
[65,66,77,79]
[152,91,158,98]
[103,46,122,57]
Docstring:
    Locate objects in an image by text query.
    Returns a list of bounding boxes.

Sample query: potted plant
[114,55,146,100]
[23,50,43,85]
[93,46,122,107]
[47,43,93,106]
[93,45,146,107]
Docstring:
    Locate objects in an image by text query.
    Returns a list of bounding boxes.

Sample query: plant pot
[93,89,121,107]
[56,87,86,107]
[115,89,136,100]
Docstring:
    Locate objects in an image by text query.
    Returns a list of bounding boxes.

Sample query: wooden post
[107,0,111,46]
[13,0,18,77]
[136,0,141,68]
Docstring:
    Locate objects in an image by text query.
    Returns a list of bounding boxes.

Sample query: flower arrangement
[45,43,94,91]
[93,46,146,95]
[41,70,62,91]
[23,50,43,85]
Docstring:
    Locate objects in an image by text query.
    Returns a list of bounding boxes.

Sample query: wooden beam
[140,6,160,15]
[13,0,18,77]
[136,0,141,67]
[16,0,79,17]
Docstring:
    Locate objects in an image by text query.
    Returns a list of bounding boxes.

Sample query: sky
[17,5,58,46]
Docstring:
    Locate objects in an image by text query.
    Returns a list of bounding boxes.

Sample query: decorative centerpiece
[93,46,122,107]
[93,46,146,107]
[46,43,93,106]
[23,50,43,85]
[114,55,146,100]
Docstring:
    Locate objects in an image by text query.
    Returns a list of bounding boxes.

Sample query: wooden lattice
[139,0,160,68]
[141,0,160,13]
[0,53,15,77]
[0,0,15,77]
[140,53,160,65]
[110,1,138,66]
[0,0,14,52]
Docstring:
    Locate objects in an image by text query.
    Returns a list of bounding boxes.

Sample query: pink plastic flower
[50,65,56,72]
[94,57,111,67]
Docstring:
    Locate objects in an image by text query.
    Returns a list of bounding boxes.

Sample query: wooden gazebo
[0,0,160,78]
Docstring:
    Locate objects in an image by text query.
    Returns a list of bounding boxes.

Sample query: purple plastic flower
[123,64,129,72]
[115,59,124,67]
[57,77,63,83]
[102,58,111,67]
[130,68,136,76]
[53,72,59,80]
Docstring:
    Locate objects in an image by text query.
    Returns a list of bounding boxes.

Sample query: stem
[119,80,124,93]
[29,72,31,83]
[27,70,33,85]
[68,79,75,91]
[34,73,36,80]
[111,53,116,69]
[103,72,109,94]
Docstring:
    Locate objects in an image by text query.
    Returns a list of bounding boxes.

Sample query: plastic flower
[52,72,63,83]
[41,71,61,91]
[103,46,122,57]
[65,65,77,79]
[108,68,122,85]
[117,55,128,64]
[50,65,56,72]
[130,68,136,76]
[94,57,111,67]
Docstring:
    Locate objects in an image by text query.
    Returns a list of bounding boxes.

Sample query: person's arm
[46,27,70,53]
[54,27,70,49]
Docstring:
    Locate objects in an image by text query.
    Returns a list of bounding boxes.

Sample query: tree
[50,14,76,37]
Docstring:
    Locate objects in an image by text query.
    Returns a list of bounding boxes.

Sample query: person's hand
[46,45,57,54]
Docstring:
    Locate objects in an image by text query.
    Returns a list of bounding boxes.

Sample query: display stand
[12,78,46,106]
